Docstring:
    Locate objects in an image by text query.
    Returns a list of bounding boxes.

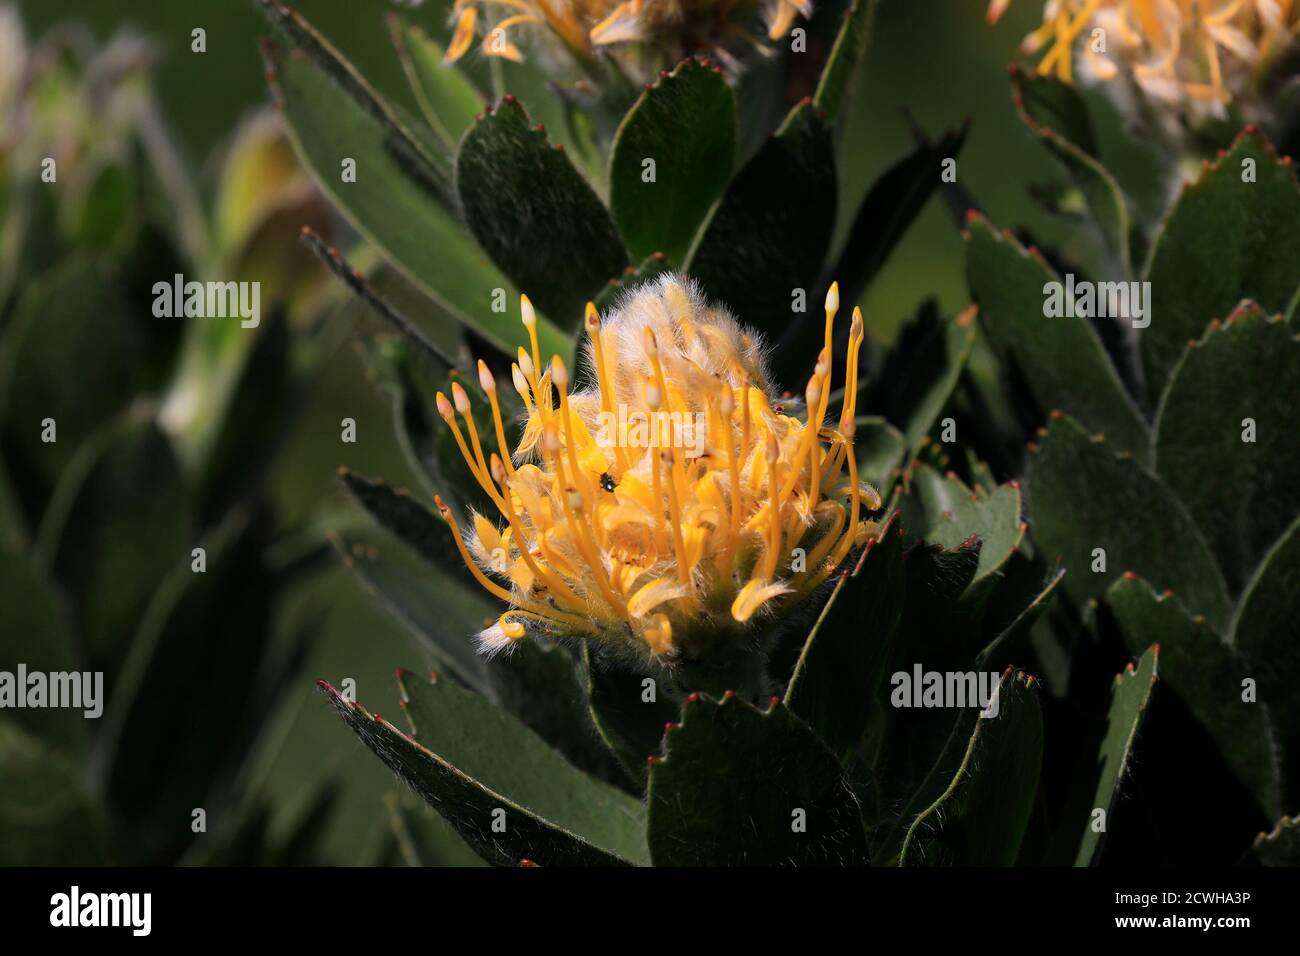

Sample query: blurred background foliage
[15,0,1152,862]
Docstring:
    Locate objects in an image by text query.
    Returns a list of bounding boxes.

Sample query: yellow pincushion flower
[988,1,1299,115]
[445,0,811,70]
[433,275,879,663]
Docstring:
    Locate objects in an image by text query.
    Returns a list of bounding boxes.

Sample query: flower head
[989,1,1299,118]
[434,275,879,665]
[445,0,811,75]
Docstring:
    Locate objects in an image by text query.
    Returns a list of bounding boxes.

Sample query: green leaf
[97,510,280,861]
[1026,412,1231,629]
[388,14,483,152]
[832,124,967,316]
[685,100,836,341]
[456,96,629,326]
[355,333,453,499]
[875,554,1056,838]
[1009,67,1129,269]
[1048,646,1159,866]
[1009,65,1098,157]
[484,640,630,788]
[497,60,599,177]
[261,2,451,196]
[386,790,486,867]
[609,59,735,265]
[973,563,1064,672]
[0,550,85,752]
[785,513,905,760]
[0,722,109,865]
[888,306,978,448]
[193,314,291,522]
[1253,815,1300,866]
[338,469,471,585]
[813,0,877,120]
[1153,304,1300,591]
[898,462,1024,588]
[0,458,26,554]
[1232,514,1300,793]
[583,644,681,791]
[646,694,869,865]
[896,669,1043,866]
[1107,575,1281,818]
[324,671,649,866]
[1141,129,1300,396]
[69,160,137,251]
[895,540,981,669]
[853,415,908,491]
[263,41,568,361]
[35,415,192,673]
[965,215,1149,458]
[332,533,493,695]
[0,258,143,504]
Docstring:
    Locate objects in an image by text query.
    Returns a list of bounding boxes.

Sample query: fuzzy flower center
[434,275,879,659]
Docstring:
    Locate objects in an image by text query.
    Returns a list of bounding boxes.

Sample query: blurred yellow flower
[445,0,812,69]
[989,1,1299,114]
[434,275,879,660]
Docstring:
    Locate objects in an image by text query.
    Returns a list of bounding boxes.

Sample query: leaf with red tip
[647,693,869,865]
[785,513,905,762]
[457,97,628,325]
[261,2,452,196]
[1141,130,1300,397]
[964,216,1149,458]
[1009,68,1130,269]
[582,645,681,791]
[893,670,1043,866]
[261,23,568,360]
[897,462,1024,590]
[1107,574,1280,818]
[1047,645,1159,866]
[1253,814,1300,866]
[609,59,735,265]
